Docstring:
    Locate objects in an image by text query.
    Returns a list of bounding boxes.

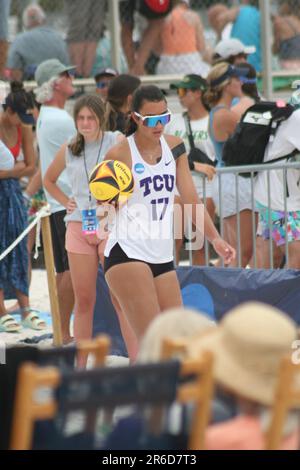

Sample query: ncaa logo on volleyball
[134,163,145,174]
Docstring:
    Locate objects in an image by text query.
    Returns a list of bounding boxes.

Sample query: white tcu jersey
[105,134,176,263]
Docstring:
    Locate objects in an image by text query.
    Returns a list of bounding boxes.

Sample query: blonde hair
[204,62,232,108]
[137,307,215,363]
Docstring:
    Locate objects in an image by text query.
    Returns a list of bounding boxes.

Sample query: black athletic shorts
[104,243,175,278]
[49,210,69,274]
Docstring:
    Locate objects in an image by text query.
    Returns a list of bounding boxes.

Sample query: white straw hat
[187,302,297,406]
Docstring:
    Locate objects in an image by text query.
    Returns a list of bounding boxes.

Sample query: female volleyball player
[102,85,235,352]
[44,94,123,347]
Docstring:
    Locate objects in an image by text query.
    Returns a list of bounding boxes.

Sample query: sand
[1,270,52,346]
[1,269,129,366]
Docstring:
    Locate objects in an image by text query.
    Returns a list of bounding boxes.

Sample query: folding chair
[161,337,214,450]
[36,334,110,368]
[77,334,111,367]
[161,337,191,361]
[265,355,300,450]
[10,355,213,450]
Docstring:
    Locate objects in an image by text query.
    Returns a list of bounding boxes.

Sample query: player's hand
[66,197,77,214]
[212,237,235,265]
[194,162,216,180]
[85,234,100,246]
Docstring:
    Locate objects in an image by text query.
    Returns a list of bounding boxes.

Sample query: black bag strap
[182,112,216,168]
[183,111,195,170]
[183,111,195,149]
[264,149,299,165]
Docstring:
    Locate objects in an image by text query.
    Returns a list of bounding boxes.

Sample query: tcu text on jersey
[139,174,175,197]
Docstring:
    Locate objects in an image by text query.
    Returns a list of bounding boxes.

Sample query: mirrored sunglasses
[177,88,187,98]
[134,111,171,127]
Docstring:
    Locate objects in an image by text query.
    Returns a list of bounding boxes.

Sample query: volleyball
[89,160,134,203]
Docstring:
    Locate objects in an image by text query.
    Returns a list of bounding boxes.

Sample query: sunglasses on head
[134,110,171,127]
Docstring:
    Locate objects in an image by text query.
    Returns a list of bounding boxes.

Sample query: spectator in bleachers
[272,0,300,70]
[7,4,69,81]
[213,38,255,68]
[207,3,233,42]
[94,68,118,102]
[187,302,299,450]
[204,63,256,267]
[64,0,106,78]
[0,0,10,78]
[156,0,210,77]
[91,29,128,79]
[212,0,261,72]
[119,0,173,75]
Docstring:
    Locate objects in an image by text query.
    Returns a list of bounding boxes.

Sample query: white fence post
[109,0,122,72]
[260,0,273,99]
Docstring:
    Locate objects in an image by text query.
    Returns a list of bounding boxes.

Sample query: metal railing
[185,161,300,269]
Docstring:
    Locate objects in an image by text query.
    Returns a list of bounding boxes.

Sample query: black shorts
[50,210,69,274]
[104,243,174,278]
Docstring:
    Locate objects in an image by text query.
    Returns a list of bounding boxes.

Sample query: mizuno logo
[244,112,270,126]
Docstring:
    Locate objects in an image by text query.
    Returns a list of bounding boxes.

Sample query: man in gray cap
[35,58,76,344]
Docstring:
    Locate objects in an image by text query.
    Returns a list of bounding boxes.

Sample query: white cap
[215,38,256,58]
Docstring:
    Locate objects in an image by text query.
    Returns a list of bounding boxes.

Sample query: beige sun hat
[187,302,298,406]
[138,307,216,363]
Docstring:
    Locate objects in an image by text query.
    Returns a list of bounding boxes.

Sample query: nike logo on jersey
[165,160,172,166]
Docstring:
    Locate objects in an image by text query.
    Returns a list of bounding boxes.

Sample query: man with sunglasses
[34,59,76,344]
[94,68,118,101]
[167,74,216,266]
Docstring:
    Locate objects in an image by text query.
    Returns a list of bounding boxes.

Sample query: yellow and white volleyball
[89,160,134,203]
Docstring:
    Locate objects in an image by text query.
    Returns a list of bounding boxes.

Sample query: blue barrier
[93,266,300,358]
[177,266,300,324]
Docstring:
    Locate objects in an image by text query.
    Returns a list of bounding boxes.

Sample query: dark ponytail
[10,81,24,93]
[3,80,34,112]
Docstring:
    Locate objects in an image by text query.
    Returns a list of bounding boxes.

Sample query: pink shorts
[65,222,108,256]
